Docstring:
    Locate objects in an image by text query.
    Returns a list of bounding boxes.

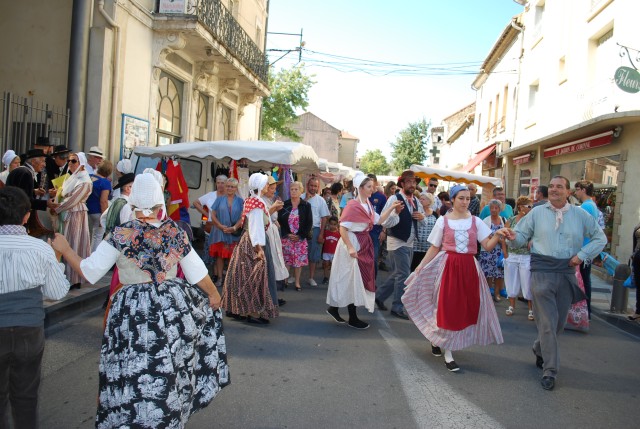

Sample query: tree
[390,118,430,173]
[260,65,315,141]
[359,149,391,175]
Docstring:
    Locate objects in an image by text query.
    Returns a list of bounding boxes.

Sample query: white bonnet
[76,152,89,169]
[129,173,165,216]
[2,150,17,168]
[352,171,366,189]
[116,159,133,174]
[143,168,164,188]
[248,172,269,197]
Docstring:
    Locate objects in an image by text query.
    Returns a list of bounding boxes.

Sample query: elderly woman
[411,191,438,271]
[403,185,507,371]
[223,173,279,324]
[55,152,92,289]
[326,173,402,329]
[0,150,21,188]
[209,178,244,286]
[50,173,228,427]
[504,196,535,319]
[480,199,508,302]
[278,181,312,291]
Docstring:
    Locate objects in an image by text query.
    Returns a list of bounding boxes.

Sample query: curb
[592,307,640,339]
[44,285,109,329]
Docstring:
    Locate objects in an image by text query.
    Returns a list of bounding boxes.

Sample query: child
[322,216,340,284]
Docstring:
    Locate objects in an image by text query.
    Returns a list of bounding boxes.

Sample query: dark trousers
[579,263,592,317]
[0,326,45,429]
[633,251,640,314]
[370,232,381,278]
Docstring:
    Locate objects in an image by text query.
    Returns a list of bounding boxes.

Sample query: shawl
[61,153,91,196]
[241,196,269,231]
[340,198,375,232]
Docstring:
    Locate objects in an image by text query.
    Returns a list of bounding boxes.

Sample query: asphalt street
[39,269,640,429]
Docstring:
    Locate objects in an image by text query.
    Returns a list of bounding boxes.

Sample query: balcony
[155,0,269,94]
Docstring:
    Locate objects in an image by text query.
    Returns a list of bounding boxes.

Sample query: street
[39,269,640,429]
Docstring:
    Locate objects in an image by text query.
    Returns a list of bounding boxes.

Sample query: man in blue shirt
[367,174,387,278]
[574,180,601,318]
[479,186,513,219]
[505,176,606,391]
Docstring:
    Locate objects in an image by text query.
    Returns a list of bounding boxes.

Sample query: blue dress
[479,222,504,279]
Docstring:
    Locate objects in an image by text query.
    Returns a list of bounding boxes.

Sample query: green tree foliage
[359,149,391,175]
[390,118,430,173]
[261,65,315,141]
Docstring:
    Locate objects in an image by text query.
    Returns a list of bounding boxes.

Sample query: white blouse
[427,216,492,251]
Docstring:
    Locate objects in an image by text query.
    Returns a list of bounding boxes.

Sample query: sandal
[295,285,302,291]
[528,310,535,321]
[505,306,514,316]
[493,295,501,303]
[627,313,640,321]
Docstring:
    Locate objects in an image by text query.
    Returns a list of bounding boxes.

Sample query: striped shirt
[0,225,70,299]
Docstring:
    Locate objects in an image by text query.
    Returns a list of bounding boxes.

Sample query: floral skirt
[282,237,308,268]
[96,278,229,429]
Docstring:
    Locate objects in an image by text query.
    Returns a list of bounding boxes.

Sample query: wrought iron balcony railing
[163,0,269,84]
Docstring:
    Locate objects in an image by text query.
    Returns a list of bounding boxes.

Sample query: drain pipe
[98,0,121,160]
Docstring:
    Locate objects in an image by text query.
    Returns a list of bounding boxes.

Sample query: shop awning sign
[614,67,640,94]
[543,131,614,158]
[513,153,532,165]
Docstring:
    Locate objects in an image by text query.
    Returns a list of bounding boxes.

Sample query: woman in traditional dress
[480,199,508,302]
[222,173,279,324]
[504,196,534,320]
[261,175,288,305]
[209,178,244,286]
[278,181,312,291]
[325,172,402,329]
[0,150,21,188]
[50,173,228,428]
[55,152,92,289]
[402,185,508,372]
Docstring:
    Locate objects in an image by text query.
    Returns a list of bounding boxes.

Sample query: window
[486,101,492,139]
[156,72,183,146]
[589,27,614,85]
[528,81,539,110]
[532,1,545,43]
[195,93,210,141]
[218,104,233,140]
[501,86,508,130]
[519,169,532,197]
[494,93,500,134]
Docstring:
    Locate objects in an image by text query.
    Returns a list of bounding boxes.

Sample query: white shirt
[247,207,267,246]
[302,193,330,227]
[198,191,221,221]
[427,216,492,251]
[0,227,70,299]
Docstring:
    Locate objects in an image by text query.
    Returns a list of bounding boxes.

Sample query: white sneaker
[308,279,318,286]
[287,277,295,284]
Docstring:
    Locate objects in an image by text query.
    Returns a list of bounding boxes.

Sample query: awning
[543,130,614,158]
[410,164,502,187]
[462,144,496,172]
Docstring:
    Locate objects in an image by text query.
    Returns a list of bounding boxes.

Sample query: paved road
[39,276,640,428]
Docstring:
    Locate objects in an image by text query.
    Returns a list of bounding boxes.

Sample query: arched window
[218,104,232,140]
[157,72,183,145]
[195,93,209,141]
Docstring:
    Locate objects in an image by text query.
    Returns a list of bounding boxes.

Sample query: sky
[265,0,524,160]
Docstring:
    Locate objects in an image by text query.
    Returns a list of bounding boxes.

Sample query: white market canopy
[133,140,320,174]
[410,164,502,187]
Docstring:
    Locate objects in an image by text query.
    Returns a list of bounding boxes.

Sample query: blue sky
[266,0,524,160]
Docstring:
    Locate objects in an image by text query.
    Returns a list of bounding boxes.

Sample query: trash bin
[610,264,631,313]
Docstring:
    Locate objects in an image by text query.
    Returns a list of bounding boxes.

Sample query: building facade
[473,0,640,261]
[0,0,269,159]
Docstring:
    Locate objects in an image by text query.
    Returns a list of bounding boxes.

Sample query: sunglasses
[523,204,532,208]
[428,184,437,188]
[69,159,79,164]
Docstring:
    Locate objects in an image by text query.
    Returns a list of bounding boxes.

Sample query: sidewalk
[44,277,110,328]
[590,268,640,337]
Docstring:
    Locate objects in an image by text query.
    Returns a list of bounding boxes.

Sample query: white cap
[143,168,164,188]
[129,173,165,217]
[248,172,268,197]
[352,171,366,189]
[2,150,17,168]
[116,159,133,174]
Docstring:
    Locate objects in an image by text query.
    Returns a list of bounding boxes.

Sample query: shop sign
[543,131,613,158]
[513,153,531,165]
[159,0,186,14]
[614,66,640,94]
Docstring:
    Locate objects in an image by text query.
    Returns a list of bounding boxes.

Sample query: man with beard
[303,177,330,286]
[375,170,428,319]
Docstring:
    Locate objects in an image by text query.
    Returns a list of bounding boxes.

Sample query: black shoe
[445,360,460,372]
[390,310,409,320]
[69,283,81,290]
[541,376,555,390]
[431,344,442,357]
[379,263,388,272]
[326,308,345,324]
[226,311,246,321]
[517,296,528,303]
[533,349,544,369]
[247,316,269,325]
[347,319,370,330]
[278,299,286,307]
[322,277,329,285]
[375,299,388,311]
[212,275,219,283]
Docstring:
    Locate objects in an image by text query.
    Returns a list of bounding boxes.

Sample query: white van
[130,140,320,231]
